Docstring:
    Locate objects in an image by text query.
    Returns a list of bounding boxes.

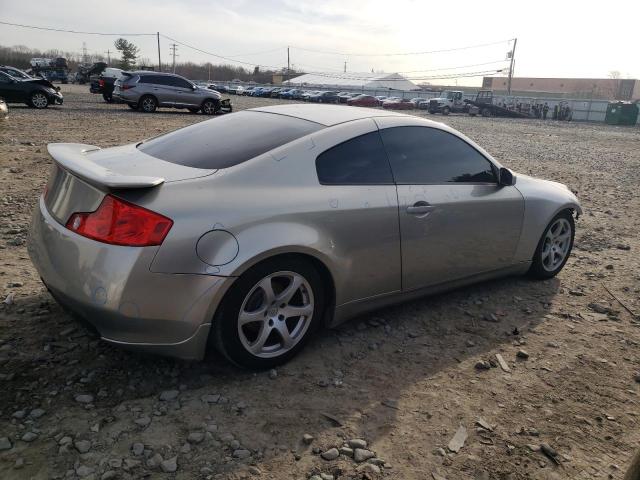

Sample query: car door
[0,72,23,102]
[144,75,174,106]
[313,121,401,303]
[170,76,200,107]
[376,118,524,291]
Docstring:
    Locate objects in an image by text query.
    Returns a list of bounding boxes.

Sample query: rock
[14,458,24,469]
[302,433,314,445]
[616,244,630,250]
[356,463,381,475]
[75,394,94,404]
[160,456,178,473]
[108,458,122,468]
[434,447,446,456]
[233,448,251,459]
[134,416,151,427]
[634,372,640,383]
[476,417,493,431]
[527,444,541,452]
[447,425,467,453]
[101,471,117,480]
[354,448,375,462]
[187,431,205,444]
[589,303,610,314]
[3,293,14,305]
[12,410,26,419]
[484,313,499,322]
[249,466,262,475]
[540,442,559,462]
[147,453,163,468]
[320,473,335,480]
[268,369,278,379]
[339,446,354,457]
[29,408,45,419]
[76,465,94,478]
[159,390,179,401]
[348,438,368,449]
[21,432,38,442]
[59,436,72,445]
[0,437,12,450]
[495,353,511,372]
[475,360,491,370]
[201,394,220,404]
[131,442,145,456]
[516,349,530,359]
[74,440,91,453]
[321,447,340,460]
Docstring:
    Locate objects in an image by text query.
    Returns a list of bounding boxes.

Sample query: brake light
[99,79,105,87]
[66,195,173,247]
[122,83,134,90]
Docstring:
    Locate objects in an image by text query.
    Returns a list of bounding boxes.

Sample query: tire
[528,210,575,279]
[201,99,219,115]
[213,257,326,369]
[29,91,49,109]
[428,109,436,114]
[139,95,157,113]
[188,107,200,113]
[481,107,492,117]
[102,93,114,103]
[442,106,451,115]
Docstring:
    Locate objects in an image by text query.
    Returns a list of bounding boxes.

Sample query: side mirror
[499,167,516,186]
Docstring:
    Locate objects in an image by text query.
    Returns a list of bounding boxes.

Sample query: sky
[0,0,638,86]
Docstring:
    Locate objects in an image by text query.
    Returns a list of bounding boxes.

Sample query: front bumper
[28,196,235,360]
[48,92,64,105]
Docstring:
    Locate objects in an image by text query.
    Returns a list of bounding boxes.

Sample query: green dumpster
[605,102,639,126]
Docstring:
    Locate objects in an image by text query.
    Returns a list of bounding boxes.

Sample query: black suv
[0,71,63,108]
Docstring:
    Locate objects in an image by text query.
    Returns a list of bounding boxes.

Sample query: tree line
[0,40,301,84]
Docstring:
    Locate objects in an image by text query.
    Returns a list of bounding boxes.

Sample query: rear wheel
[213,257,325,369]
[201,99,219,115]
[528,211,575,279]
[442,106,451,115]
[102,93,113,103]
[139,95,157,113]
[29,92,49,109]
[481,107,492,117]
[428,109,436,114]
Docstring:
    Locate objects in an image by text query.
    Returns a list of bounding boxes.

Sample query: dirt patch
[0,84,639,479]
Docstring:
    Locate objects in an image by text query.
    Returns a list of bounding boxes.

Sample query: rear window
[138,111,323,169]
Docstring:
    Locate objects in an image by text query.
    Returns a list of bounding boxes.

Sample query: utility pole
[287,46,290,81]
[507,37,517,96]
[82,42,88,64]
[157,32,161,72]
[104,49,111,65]
[344,61,347,73]
[169,43,178,73]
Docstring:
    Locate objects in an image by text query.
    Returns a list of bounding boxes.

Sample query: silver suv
[113,71,224,114]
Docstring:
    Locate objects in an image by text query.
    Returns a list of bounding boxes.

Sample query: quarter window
[316,132,393,185]
[380,127,496,184]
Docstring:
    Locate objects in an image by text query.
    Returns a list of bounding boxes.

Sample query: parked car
[0,71,63,108]
[309,91,339,103]
[250,87,264,97]
[0,66,32,80]
[29,104,580,368]
[242,86,255,96]
[375,96,388,103]
[258,87,273,97]
[337,92,353,103]
[0,97,8,119]
[410,97,427,106]
[300,90,318,101]
[270,87,283,98]
[347,94,380,107]
[382,98,414,110]
[112,71,231,114]
[90,67,124,103]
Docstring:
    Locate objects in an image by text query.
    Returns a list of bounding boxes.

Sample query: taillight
[99,79,105,87]
[66,195,173,247]
[122,83,134,90]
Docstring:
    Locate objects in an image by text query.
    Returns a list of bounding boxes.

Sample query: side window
[316,131,394,185]
[0,73,10,84]
[169,76,193,89]
[380,127,496,184]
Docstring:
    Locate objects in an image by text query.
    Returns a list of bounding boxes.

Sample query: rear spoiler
[47,143,165,189]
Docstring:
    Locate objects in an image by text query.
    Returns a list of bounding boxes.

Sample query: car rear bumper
[28,196,235,360]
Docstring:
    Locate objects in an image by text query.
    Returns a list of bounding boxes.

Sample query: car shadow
[0,274,561,478]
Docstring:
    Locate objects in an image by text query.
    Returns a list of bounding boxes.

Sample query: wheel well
[140,94,158,103]
[236,252,336,327]
[202,97,220,105]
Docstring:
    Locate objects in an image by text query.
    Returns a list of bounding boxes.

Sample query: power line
[0,20,155,36]
[290,38,515,57]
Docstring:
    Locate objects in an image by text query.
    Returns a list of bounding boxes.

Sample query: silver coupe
[28,105,581,368]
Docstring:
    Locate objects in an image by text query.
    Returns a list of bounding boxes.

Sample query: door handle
[406,202,434,215]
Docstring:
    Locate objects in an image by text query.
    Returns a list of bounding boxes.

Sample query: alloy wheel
[141,97,156,112]
[541,218,572,272]
[202,101,216,115]
[32,93,48,108]
[237,271,314,358]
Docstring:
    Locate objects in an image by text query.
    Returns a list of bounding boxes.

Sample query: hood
[198,86,222,98]
[23,78,57,89]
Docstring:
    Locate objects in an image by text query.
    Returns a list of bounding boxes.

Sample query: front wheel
[139,95,157,113]
[29,92,49,109]
[201,99,219,115]
[442,106,451,115]
[528,211,575,279]
[213,258,325,369]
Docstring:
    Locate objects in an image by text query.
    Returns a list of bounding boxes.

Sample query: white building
[283,72,418,91]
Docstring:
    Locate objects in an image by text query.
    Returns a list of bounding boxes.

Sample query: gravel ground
[0,84,639,480]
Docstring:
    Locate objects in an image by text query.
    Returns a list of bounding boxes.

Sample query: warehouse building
[282,72,418,91]
[483,76,640,100]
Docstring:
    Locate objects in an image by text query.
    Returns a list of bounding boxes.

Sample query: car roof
[251,104,421,127]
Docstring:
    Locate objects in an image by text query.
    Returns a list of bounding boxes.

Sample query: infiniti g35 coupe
[28,104,581,368]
